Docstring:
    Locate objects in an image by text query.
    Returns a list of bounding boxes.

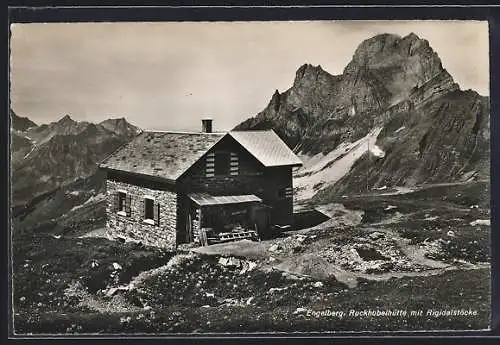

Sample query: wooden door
[253,207,270,239]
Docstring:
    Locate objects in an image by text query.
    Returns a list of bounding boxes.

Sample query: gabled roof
[99,131,225,182]
[99,129,302,183]
[229,130,302,167]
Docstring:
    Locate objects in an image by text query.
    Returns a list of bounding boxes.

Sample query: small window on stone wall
[118,192,126,211]
[145,198,154,219]
[143,197,160,226]
[114,192,131,216]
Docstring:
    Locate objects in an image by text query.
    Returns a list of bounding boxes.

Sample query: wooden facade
[176,135,294,242]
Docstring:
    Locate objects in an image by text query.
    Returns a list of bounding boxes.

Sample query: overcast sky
[10,20,489,131]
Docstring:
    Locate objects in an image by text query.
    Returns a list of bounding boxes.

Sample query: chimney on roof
[201,119,213,133]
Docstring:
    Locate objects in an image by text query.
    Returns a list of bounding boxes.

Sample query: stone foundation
[105,180,177,249]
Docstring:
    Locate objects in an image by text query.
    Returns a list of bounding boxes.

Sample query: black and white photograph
[9,19,491,334]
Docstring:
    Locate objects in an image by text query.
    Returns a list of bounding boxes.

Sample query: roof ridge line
[143,129,225,135]
[229,129,274,133]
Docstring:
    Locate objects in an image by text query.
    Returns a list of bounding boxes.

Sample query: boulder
[268,244,282,252]
[369,232,385,240]
[313,281,324,288]
[218,257,241,268]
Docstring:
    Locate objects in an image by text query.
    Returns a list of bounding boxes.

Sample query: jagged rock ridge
[11,109,37,131]
[234,32,489,197]
[11,112,141,224]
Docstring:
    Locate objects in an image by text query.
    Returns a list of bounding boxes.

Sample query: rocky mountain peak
[293,63,330,86]
[100,117,125,127]
[349,32,432,65]
[269,90,282,112]
[99,118,141,138]
[342,32,455,105]
[237,33,462,153]
[405,32,420,40]
[58,114,75,124]
[350,33,401,63]
[10,109,38,131]
[234,32,486,193]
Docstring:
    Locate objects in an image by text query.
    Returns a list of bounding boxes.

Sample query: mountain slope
[11,113,141,229]
[318,89,490,197]
[11,109,37,131]
[235,33,489,200]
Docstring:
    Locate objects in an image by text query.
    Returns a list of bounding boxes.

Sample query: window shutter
[154,203,160,226]
[113,192,119,211]
[141,198,146,218]
[206,152,215,177]
[125,194,132,216]
[230,152,239,176]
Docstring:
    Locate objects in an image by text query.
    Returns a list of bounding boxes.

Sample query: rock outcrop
[235,33,489,197]
[11,109,37,131]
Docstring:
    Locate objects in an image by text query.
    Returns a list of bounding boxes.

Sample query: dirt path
[393,236,449,269]
[363,227,451,269]
[271,251,489,289]
[193,222,490,290]
[190,235,486,289]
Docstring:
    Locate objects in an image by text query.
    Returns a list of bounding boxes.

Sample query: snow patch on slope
[370,144,385,158]
[294,127,383,200]
[395,126,406,134]
[68,193,106,213]
[23,146,36,159]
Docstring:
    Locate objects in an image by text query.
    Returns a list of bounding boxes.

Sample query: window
[278,187,293,200]
[143,197,160,226]
[144,198,154,220]
[229,152,239,176]
[214,151,230,175]
[115,191,131,216]
[118,192,126,211]
[206,153,215,177]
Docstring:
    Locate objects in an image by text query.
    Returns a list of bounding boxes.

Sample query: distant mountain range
[235,33,490,199]
[10,111,141,231]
